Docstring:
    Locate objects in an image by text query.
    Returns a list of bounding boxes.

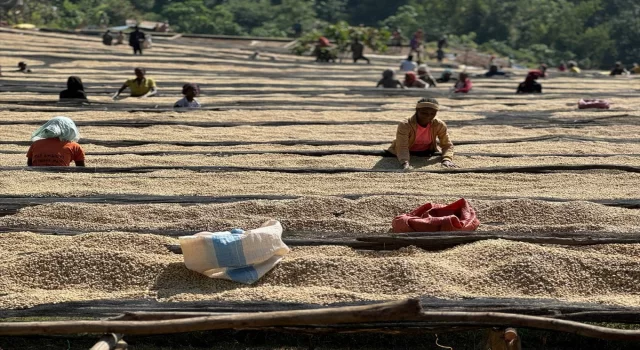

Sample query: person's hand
[402,162,413,172]
[111,93,119,101]
[441,160,458,168]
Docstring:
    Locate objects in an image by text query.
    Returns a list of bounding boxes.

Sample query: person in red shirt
[26,116,85,167]
[453,72,472,93]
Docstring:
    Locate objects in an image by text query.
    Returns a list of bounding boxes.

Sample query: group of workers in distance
[378,55,472,93]
[102,26,151,55]
[58,67,200,108]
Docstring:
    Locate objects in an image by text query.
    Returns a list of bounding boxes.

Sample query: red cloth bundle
[392,198,480,233]
[578,99,610,109]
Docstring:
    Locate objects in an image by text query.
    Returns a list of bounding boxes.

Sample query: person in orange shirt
[27,116,85,167]
[387,98,456,170]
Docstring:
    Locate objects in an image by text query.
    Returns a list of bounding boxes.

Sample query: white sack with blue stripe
[179,220,289,284]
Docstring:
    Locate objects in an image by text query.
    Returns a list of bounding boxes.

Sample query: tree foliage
[7,0,640,68]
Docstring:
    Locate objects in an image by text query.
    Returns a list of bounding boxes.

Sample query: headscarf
[382,69,394,79]
[66,76,84,92]
[441,69,453,78]
[417,64,428,74]
[405,71,417,85]
[31,116,80,142]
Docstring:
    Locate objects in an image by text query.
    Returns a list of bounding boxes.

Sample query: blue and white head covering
[31,116,80,142]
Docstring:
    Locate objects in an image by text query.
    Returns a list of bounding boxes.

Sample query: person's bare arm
[142,86,157,98]
[395,123,412,169]
[113,83,128,100]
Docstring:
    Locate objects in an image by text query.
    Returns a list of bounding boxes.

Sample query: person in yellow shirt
[113,67,157,99]
[567,60,581,74]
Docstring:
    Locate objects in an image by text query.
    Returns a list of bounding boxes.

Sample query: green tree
[162,0,242,34]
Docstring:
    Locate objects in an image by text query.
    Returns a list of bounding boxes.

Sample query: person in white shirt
[174,83,201,108]
[399,55,417,72]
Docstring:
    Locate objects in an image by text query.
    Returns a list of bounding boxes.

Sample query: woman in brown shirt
[387,98,456,171]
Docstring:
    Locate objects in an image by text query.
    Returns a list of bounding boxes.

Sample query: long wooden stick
[0,299,422,336]
[4,306,640,340]
[415,311,640,341]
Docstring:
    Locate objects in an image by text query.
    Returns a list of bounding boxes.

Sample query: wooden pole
[414,311,640,341]
[0,299,422,336]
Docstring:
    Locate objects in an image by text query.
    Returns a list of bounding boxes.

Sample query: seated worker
[404,71,428,88]
[59,76,88,101]
[387,98,456,170]
[17,61,32,73]
[417,65,437,87]
[632,63,640,74]
[558,62,567,72]
[567,61,581,74]
[116,31,125,45]
[400,55,417,72]
[484,64,507,77]
[27,116,85,167]
[610,62,629,76]
[453,72,472,93]
[113,68,157,99]
[102,30,113,46]
[351,38,370,64]
[174,83,201,108]
[376,69,404,88]
[517,72,542,94]
[436,69,456,83]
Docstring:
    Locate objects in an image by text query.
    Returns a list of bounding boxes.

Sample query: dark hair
[182,83,200,96]
[134,67,146,74]
[417,98,439,105]
[382,69,394,79]
[407,55,413,61]
[67,76,84,92]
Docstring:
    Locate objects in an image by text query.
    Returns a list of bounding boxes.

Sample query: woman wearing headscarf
[59,76,88,101]
[26,116,85,167]
[387,98,456,170]
[517,72,543,94]
[404,71,428,88]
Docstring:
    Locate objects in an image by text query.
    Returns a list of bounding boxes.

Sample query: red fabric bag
[578,99,610,109]
[392,199,480,233]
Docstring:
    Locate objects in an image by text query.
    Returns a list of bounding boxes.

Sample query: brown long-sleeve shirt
[387,115,454,163]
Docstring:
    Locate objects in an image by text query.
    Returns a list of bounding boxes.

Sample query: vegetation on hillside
[2,0,639,68]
